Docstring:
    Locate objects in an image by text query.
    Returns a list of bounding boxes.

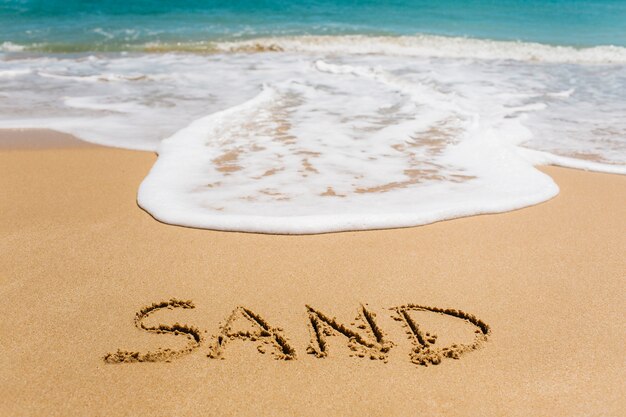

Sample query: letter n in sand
[305,304,392,361]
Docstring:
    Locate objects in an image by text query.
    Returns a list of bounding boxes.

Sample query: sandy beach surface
[1,130,624,416]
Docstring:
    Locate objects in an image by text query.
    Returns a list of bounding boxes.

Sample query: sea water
[1,1,625,233]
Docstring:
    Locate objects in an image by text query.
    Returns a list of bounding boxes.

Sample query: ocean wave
[139,35,626,64]
[212,35,626,64]
[0,41,26,52]
[5,34,626,64]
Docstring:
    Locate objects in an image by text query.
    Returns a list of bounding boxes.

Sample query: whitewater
[1,35,625,233]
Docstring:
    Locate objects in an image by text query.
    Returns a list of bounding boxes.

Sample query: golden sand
[0,130,624,416]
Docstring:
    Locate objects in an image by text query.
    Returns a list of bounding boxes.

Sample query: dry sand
[0,130,625,416]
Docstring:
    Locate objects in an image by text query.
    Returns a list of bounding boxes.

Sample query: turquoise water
[1,0,625,51]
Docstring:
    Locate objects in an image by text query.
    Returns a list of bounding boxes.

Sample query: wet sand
[0,130,624,416]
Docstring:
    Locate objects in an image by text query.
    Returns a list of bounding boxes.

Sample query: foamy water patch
[0,53,294,150]
[138,60,560,233]
[0,50,624,233]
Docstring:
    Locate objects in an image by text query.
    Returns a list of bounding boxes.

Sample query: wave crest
[213,35,626,64]
[0,42,26,52]
[5,35,626,64]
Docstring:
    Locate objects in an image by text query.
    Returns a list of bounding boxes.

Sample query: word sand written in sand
[104,299,491,367]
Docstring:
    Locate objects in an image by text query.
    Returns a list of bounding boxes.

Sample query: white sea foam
[214,35,626,64]
[0,41,25,52]
[38,71,150,83]
[138,69,559,233]
[0,68,32,78]
[0,39,624,233]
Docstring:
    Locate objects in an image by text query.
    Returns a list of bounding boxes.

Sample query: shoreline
[1,130,625,416]
[0,129,95,149]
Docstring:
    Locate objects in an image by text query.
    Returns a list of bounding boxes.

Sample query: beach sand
[1,130,624,416]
